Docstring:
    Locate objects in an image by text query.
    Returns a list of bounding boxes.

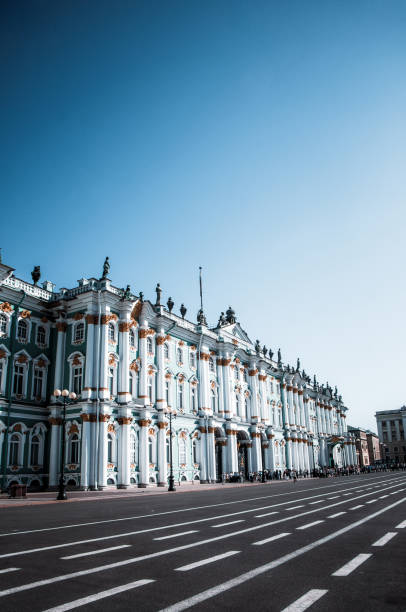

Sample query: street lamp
[167,407,177,492]
[53,388,77,500]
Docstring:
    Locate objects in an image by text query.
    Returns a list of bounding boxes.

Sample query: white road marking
[154,530,198,541]
[372,532,397,546]
[396,520,406,528]
[211,520,244,528]
[309,500,323,505]
[327,496,339,500]
[281,589,328,612]
[379,495,389,499]
[0,568,19,574]
[328,512,346,518]
[252,532,291,546]
[296,520,324,530]
[349,505,364,510]
[42,579,154,612]
[2,480,405,561]
[286,506,304,510]
[61,545,131,560]
[255,511,279,518]
[2,475,401,538]
[342,493,352,496]
[175,551,240,571]
[366,499,377,504]
[157,499,406,612]
[332,553,372,576]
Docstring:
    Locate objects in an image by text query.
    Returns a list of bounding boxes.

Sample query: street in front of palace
[0,472,405,611]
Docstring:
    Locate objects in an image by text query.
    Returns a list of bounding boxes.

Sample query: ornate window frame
[72,321,85,345]
[28,423,47,468]
[67,352,85,397]
[8,432,24,466]
[16,317,31,344]
[0,311,11,338]
[0,344,10,396]
[12,350,31,399]
[31,354,50,401]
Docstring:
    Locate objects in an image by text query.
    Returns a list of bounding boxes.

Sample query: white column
[207,421,216,481]
[216,358,224,417]
[226,426,238,473]
[250,431,262,472]
[258,372,267,422]
[48,412,61,487]
[285,436,292,469]
[82,314,95,400]
[80,413,91,489]
[99,314,109,401]
[249,364,260,422]
[117,410,132,488]
[118,307,132,404]
[156,330,166,411]
[222,355,232,418]
[138,413,150,486]
[138,322,149,404]
[199,421,208,482]
[157,418,167,486]
[98,414,109,488]
[53,322,67,395]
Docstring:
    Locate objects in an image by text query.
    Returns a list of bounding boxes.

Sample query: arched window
[107,434,113,463]
[108,322,115,342]
[30,435,40,465]
[179,438,186,464]
[164,342,169,359]
[17,320,27,342]
[129,328,135,348]
[148,437,154,464]
[209,357,215,372]
[243,369,248,383]
[177,347,183,364]
[9,434,20,465]
[130,433,137,464]
[189,351,196,368]
[165,379,170,404]
[178,383,184,410]
[74,323,84,343]
[13,363,25,395]
[70,434,79,463]
[210,388,216,412]
[36,326,46,346]
[244,397,248,420]
[108,367,114,397]
[0,314,7,336]
[192,438,198,464]
[235,393,240,416]
[191,386,197,412]
[234,366,239,380]
[147,337,153,354]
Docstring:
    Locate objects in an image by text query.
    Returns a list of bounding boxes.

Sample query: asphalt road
[0,472,405,612]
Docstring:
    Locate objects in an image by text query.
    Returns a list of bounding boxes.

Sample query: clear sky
[1,1,405,432]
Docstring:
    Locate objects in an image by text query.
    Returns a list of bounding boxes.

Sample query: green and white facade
[0,259,357,490]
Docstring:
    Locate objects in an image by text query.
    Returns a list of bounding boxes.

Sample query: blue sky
[1,0,405,431]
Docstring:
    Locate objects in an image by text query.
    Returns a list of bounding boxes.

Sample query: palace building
[0,257,357,490]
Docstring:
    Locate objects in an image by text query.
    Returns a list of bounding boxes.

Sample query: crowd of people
[219,462,406,484]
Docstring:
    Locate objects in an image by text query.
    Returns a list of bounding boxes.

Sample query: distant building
[375,407,406,464]
[348,426,370,467]
[0,256,357,491]
[366,431,381,464]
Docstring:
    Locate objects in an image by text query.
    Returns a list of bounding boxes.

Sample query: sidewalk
[0,479,293,508]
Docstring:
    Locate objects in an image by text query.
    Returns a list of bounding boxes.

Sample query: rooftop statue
[123,285,131,300]
[226,305,236,324]
[255,339,261,354]
[102,256,110,279]
[269,348,274,360]
[155,283,162,306]
[277,348,282,364]
[262,345,267,357]
[296,357,300,371]
[167,297,174,313]
[180,303,186,319]
[31,265,41,286]
[217,312,226,327]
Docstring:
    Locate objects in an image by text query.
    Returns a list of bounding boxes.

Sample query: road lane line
[211,520,244,528]
[154,530,198,541]
[332,553,372,576]
[156,498,406,612]
[296,520,324,530]
[281,589,328,612]
[372,532,397,546]
[366,499,377,504]
[2,475,402,538]
[349,505,364,510]
[396,520,406,528]
[61,545,131,560]
[0,568,19,574]
[42,579,154,612]
[328,512,346,518]
[3,480,405,560]
[379,495,389,499]
[175,551,240,571]
[286,506,304,510]
[255,511,279,518]
[309,500,323,505]
[327,496,339,500]
[252,533,291,546]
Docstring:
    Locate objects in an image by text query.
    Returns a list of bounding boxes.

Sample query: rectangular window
[108,368,114,396]
[165,380,170,404]
[129,375,133,396]
[13,364,24,395]
[0,361,3,389]
[33,368,43,398]
[191,387,197,411]
[73,366,83,395]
